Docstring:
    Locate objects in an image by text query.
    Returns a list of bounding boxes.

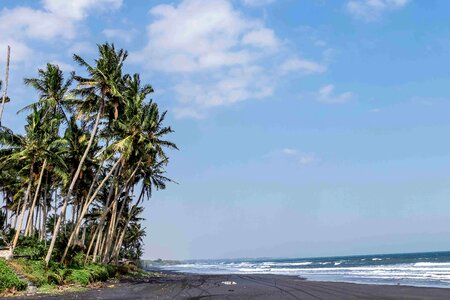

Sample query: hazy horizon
[3,0,450,261]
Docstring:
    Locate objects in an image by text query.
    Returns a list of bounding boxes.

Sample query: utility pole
[0,45,11,126]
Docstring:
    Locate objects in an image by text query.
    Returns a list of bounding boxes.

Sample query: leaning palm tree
[20,65,71,237]
[0,109,50,251]
[46,43,128,265]
[99,74,177,262]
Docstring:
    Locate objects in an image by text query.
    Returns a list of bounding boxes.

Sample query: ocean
[153,251,450,288]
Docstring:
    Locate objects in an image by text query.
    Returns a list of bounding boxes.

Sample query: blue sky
[2,0,450,260]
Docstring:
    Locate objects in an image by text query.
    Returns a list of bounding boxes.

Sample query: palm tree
[20,65,71,237]
[22,63,73,123]
[1,109,48,251]
[99,74,177,262]
[46,43,128,265]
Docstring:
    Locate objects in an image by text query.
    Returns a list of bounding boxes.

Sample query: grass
[0,258,27,292]
[12,258,119,287]
[0,237,144,295]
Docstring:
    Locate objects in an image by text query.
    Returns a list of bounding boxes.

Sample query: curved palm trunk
[45,100,104,266]
[102,200,118,262]
[13,199,20,229]
[102,165,140,262]
[60,156,122,263]
[85,224,99,264]
[61,159,106,251]
[25,159,47,236]
[12,166,34,251]
[0,46,10,126]
[111,187,145,261]
[40,174,49,242]
[41,194,47,242]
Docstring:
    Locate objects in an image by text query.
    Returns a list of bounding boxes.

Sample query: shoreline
[7,270,450,299]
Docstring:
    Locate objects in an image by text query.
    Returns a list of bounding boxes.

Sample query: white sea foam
[414,262,450,267]
[155,254,450,288]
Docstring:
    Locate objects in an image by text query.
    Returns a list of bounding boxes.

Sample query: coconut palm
[46,43,128,265]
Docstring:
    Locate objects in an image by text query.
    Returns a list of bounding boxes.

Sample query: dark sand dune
[8,273,450,299]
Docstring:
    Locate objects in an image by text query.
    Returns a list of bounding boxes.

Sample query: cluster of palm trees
[0,43,177,265]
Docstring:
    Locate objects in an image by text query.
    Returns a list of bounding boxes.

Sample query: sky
[2,0,450,260]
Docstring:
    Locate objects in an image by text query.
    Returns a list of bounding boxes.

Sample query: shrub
[66,269,90,286]
[14,236,47,260]
[0,259,27,292]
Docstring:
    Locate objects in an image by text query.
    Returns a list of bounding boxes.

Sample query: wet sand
[8,272,450,299]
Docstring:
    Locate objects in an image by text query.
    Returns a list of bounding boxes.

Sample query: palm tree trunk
[53,189,57,228]
[81,225,86,247]
[40,174,48,242]
[102,200,117,262]
[41,193,47,242]
[112,187,145,261]
[25,159,47,236]
[93,228,104,262]
[92,184,120,262]
[0,46,10,126]
[85,224,99,264]
[45,100,104,266]
[60,156,122,263]
[12,165,34,251]
[13,196,21,230]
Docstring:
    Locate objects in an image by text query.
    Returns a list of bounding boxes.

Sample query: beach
[8,271,450,299]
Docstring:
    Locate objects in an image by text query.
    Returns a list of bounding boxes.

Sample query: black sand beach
[8,272,450,299]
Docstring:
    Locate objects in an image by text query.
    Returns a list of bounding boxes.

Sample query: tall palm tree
[46,43,128,265]
[22,63,73,123]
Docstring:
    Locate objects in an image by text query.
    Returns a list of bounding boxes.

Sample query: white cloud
[0,1,123,62]
[317,84,354,104]
[298,153,318,165]
[67,42,95,56]
[103,28,137,43]
[0,7,76,42]
[242,0,276,6]
[133,0,298,118]
[135,0,267,72]
[173,65,273,118]
[281,148,319,165]
[242,28,279,49]
[282,148,298,156]
[0,39,33,64]
[346,0,410,21]
[42,0,123,20]
[171,107,205,120]
[280,58,327,74]
[47,61,75,72]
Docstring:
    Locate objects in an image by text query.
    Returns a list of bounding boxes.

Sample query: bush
[66,269,90,286]
[66,264,117,286]
[14,236,47,260]
[13,258,119,287]
[16,259,51,286]
[0,259,27,292]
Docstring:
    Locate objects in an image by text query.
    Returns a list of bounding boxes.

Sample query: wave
[414,262,450,267]
[153,252,450,288]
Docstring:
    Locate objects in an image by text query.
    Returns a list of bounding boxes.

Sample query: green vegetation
[10,255,135,289]
[0,42,176,292]
[15,260,115,287]
[0,259,27,292]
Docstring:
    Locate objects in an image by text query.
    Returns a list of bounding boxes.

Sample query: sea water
[153,251,450,288]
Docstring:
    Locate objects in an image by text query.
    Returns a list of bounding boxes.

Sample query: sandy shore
[7,272,450,299]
